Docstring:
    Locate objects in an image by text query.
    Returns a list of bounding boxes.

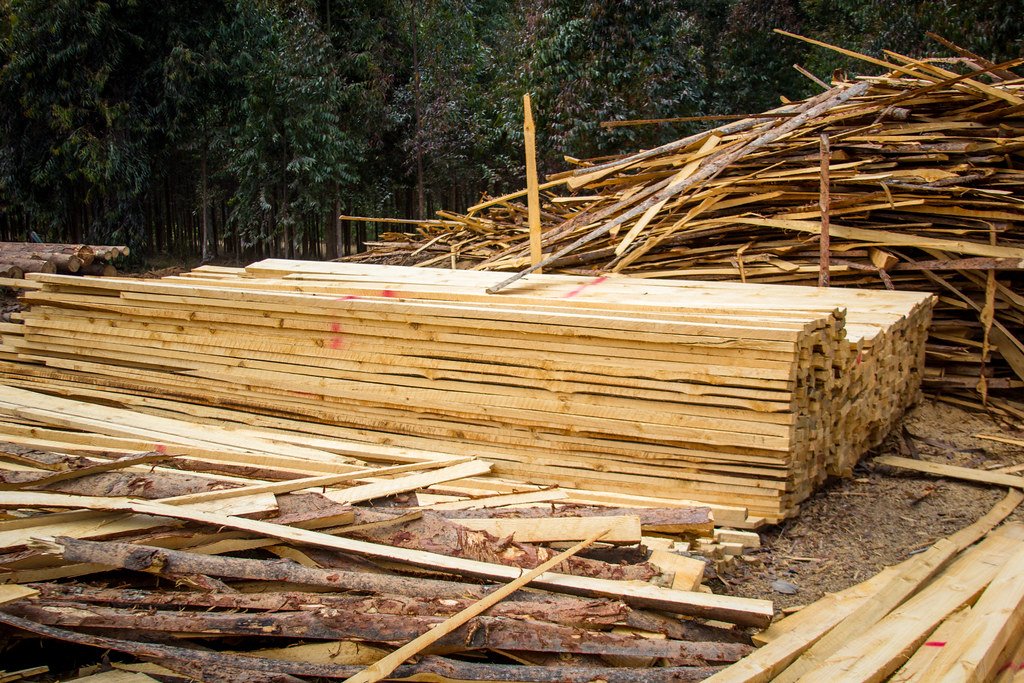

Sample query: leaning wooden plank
[707,490,1023,682]
[318,460,489,505]
[792,522,1024,682]
[16,491,774,626]
[915,542,1024,682]
[876,455,1024,489]
[164,458,476,505]
[447,515,641,544]
[771,489,1024,682]
[0,492,279,552]
[345,529,607,683]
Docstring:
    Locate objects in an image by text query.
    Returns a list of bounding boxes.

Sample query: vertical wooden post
[523,93,543,272]
[818,132,831,288]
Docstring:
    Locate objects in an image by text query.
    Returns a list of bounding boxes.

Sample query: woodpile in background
[0,243,128,279]
[0,383,771,683]
[352,39,1024,412]
[0,262,932,523]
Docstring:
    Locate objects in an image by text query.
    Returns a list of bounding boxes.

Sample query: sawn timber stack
[0,262,933,522]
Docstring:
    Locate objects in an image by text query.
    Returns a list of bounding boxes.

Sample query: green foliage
[223,1,358,248]
[514,0,705,167]
[0,0,167,244]
[1,0,1022,254]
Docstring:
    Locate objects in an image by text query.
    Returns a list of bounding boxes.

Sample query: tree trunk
[411,0,426,220]
[201,133,211,262]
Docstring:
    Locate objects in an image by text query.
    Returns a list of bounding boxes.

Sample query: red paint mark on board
[563,276,608,299]
[336,295,361,301]
[327,321,346,349]
[856,351,863,365]
[154,444,167,454]
[380,288,398,298]
[924,641,946,648]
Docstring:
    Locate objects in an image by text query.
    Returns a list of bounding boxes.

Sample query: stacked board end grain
[0,261,933,523]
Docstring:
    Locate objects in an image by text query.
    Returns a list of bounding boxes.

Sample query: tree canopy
[1,0,1020,259]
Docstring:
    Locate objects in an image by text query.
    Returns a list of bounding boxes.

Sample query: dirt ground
[719,396,1024,611]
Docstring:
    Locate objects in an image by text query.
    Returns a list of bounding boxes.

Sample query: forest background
[1,0,1022,261]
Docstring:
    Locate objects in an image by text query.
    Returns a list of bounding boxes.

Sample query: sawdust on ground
[719,396,1023,612]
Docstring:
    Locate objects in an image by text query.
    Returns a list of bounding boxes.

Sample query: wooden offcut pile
[354,39,1024,405]
[0,262,931,522]
[0,243,128,279]
[706,489,1024,683]
[0,383,771,682]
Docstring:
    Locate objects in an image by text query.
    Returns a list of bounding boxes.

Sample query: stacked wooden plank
[0,384,774,683]
[0,262,932,522]
[0,243,127,279]
[706,489,1024,682]
[352,40,1024,404]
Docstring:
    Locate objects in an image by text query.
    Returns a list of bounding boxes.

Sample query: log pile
[0,243,128,279]
[0,262,932,522]
[0,383,773,683]
[351,37,1024,406]
[706,489,1024,682]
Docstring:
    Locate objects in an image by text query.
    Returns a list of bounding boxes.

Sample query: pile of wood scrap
[352,35,1024,405]
[0,383,775,682]
[0,262,932,522]
[0,243,128,279]
[705,488,1024,682]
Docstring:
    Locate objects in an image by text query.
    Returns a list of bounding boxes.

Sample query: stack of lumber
[706,488,1024,682]
[0,383,774,683]
[352,35,1024,403]
[0,261,932,522]
[0,243,128,279]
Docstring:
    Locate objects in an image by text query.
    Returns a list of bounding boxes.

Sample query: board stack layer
[0,261,933,523]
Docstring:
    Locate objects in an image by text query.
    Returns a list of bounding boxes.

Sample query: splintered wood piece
[876,456,1024,489]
